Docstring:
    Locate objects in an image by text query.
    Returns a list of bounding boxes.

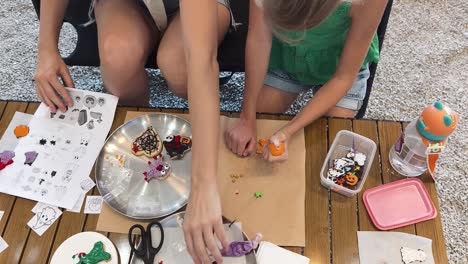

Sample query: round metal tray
[131,212,257,264]
[95,113,192,219]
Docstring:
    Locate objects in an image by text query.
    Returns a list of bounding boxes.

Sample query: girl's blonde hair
[262,0,342,43]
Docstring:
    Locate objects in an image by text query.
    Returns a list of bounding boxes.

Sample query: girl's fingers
[244,137,256,156]
[236,139,247,156]
[214,220,229,251]
[50,77,73,108]
[183,229,200,264]
[193,230,211,264]
[203,226,222,263]
[38,81,56,112]
[43,81,65,112]
[60,65,75,88]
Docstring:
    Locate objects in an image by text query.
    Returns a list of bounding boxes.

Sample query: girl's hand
[225,117,257,157]
[262,130,290,162]
[183,181,229,264]
[34,48,74,113]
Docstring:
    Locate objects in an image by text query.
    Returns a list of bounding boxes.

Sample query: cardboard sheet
[97,112,306,246]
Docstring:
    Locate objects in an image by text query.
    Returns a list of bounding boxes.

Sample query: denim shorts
[264,65,370,112]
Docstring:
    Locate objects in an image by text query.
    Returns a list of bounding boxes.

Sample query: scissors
[128,221,164,264]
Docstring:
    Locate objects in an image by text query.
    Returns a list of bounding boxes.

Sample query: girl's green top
[268,1,380,85]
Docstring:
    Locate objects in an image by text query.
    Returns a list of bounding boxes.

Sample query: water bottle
[389,101,459,177]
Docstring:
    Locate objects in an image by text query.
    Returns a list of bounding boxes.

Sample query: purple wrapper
[24,151,38,165]
[222,233,262,257]
[0,150,15,163]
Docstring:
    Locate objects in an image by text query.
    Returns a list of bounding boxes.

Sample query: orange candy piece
[268,142,285,156]
[14,125,29,138]
[256,138,285,156]
[345,172,359,186]
[256,139,267,154]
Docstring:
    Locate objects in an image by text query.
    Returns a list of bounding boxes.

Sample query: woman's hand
[34,48,74,113]
[262,129,290,162]
[225,117,257,157]
[183,181,229,264]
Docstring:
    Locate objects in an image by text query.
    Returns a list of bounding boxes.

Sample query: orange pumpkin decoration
[14,125,29,138]
[257,138,267,154]
[268,142,285,156]
[345,172,359,186]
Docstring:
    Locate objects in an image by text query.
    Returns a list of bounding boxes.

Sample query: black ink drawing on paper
[84,95,97,109]
[54,185,67,200]
[63,163,79,183]
[80,133,91,146]
[32,207,57,229]
[90,112,103,124]
[87,197,102,212]
[98,97,105,107]
[78,110,87,126]
[87,120,95,130]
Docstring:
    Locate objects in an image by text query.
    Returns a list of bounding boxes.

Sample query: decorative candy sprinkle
[159,261,164,264]
[254,192,263,198]
[14,125,29,138]
[0,150,15,170]
[235,190,239,195]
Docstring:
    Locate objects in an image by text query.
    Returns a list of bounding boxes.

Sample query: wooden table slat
[303,118,330,263]
[0,103,39,264]
[0,101,8,117]
[0,102,29,234]
[328,119,360,264]
[401,121,449,263]
[353,120,383,232]
[377,121,416,234]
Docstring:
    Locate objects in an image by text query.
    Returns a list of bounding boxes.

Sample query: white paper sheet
[0,89,118,209]
[27,205,62,236]
[151,224,247,264]
[67,192,86,213]
[0,235,8,253]
[357,231,435,264]
[0,112,32,151]
[84,195,103,214]
[257,241,309,264]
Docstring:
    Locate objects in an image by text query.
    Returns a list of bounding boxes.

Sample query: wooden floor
[0,101,448,263]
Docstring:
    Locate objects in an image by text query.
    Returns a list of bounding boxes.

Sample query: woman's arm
[225,0,272,156]
[34,0,74,112]
[179,0,228,263]
[280,0,388,138]
[241,0,272,120]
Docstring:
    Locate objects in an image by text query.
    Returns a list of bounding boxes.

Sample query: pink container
[363,178,437,230]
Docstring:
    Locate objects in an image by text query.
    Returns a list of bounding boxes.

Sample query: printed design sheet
[0,89,118,209]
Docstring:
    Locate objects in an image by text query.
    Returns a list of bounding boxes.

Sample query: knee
[99,35,147,78]
[157,46,187,98]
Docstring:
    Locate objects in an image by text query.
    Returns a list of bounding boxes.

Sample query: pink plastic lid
[363,178,437,230]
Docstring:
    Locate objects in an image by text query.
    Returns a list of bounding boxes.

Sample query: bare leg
[156,4,231,99]
[256,85,298,113]
[95,0,158,106]
[325,106,356,118]
[257,85,357,118]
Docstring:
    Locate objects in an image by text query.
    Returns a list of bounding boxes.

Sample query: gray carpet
[0,0,467,263]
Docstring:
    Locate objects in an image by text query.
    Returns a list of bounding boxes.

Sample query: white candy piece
[401,247,427,264]
[334,158,355,170]
[327,168,345,180]
[354,152,367,166]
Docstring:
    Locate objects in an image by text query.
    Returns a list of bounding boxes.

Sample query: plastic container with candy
[320,130,377,197]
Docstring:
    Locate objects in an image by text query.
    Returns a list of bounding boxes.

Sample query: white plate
[50,232,119,264]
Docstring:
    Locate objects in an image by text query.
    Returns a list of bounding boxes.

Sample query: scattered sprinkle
[254,192,263,198]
